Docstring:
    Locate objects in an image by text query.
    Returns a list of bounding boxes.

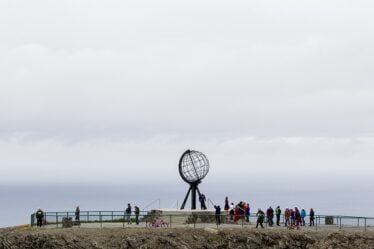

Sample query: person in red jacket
[284,208,291,227]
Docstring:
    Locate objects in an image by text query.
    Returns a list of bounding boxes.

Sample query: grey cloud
[0,0,374,184]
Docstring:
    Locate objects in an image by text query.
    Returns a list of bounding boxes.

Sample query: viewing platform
[31,209,374,232]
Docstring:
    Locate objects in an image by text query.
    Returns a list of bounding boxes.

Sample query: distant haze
[1,0,374,225]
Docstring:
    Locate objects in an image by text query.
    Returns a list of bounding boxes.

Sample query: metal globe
[179,150,209,184]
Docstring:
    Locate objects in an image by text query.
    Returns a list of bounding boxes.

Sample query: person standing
[290,208,295,225]
[214,205,221,225]
[256,209,265,228]
[266,206,274,227]
[75,206,80,224]
[245,203,250,223]
[199,194,207,210]
[275,206,281,226]
[134,206,140,225]
[301,209,306,226]
[284,208,290,227]
[229,203,235,221]
[36,208,44,227]
[309,208,315,226]
[295,207,301,226]
[234,204,240,223]
[126,203,132,224]
[224,197,230,212]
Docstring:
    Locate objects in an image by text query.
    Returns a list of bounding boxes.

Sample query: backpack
[276,208,281,215]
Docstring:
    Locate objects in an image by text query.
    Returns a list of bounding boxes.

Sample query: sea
[1,174,373,227]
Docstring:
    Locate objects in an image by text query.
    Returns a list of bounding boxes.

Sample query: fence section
[31,210,374,232]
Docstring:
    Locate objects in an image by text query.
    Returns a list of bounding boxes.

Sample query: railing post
[99,211,102,228]
[339,217,342,231]
[143,214,148,227]
[364,218,367,232]
[169,215,172,228]
[56,212,58,228]
[123,211,125,229]
[112,211,114,221]
[357,217,359,227]
[87,211,89,222]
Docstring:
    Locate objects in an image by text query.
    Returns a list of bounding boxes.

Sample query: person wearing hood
[301,209,306,226]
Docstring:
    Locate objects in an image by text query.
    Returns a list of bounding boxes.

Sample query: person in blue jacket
[301,209,306,226]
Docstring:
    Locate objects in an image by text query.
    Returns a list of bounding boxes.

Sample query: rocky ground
[1,227,374,249]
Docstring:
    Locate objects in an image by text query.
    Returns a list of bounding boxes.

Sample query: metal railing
[30,211,374,232]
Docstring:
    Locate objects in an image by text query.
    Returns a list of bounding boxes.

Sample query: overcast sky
[1,0,374,185]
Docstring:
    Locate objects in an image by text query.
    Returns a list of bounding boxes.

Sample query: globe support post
[191,184,197,210]
[180,183,201,210]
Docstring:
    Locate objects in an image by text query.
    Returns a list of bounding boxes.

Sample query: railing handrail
[33,211,374,220]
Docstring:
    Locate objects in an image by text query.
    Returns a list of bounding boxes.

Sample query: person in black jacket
[309,208,315,226]
[36,208,44,227]
[275,206,281,226]
[125,203,132,224]
[134,206,140,225]
[75,206,80,224]
[199,194,207,210]
[256,209,265,228]
[266,206,274,227]
[214,205,221,225]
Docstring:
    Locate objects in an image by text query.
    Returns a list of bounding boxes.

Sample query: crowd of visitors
[34,197,316,229]
[222,197,315,229]
[224,197,251,223]
[283,207,315,228]
[257,206,315,228]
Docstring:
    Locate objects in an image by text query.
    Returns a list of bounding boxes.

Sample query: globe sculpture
[179,150,210,209]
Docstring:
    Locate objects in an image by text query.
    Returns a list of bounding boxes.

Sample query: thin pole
[339,217,342,231]
[100,211,102,228]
